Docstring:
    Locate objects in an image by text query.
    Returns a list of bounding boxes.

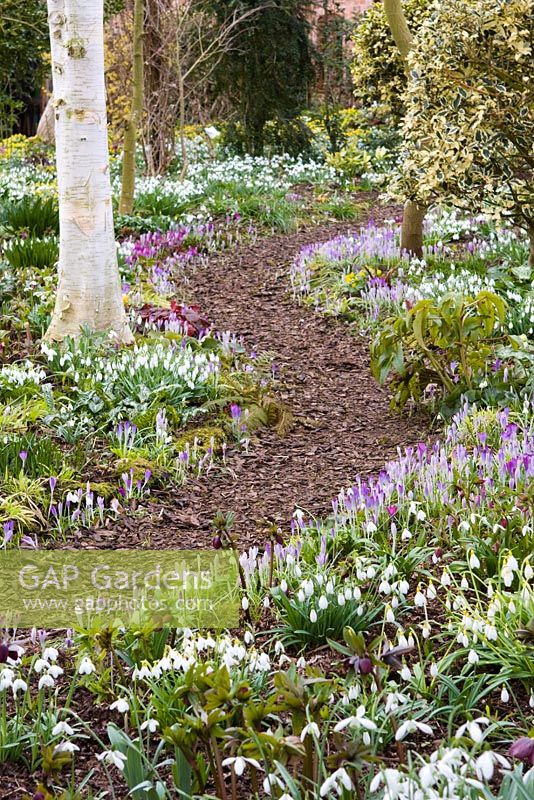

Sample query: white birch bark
[45,0,133,342]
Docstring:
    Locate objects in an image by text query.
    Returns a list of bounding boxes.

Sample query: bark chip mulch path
[109,218,429,551]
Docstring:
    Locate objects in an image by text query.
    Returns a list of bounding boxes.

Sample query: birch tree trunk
[45,0,133,343]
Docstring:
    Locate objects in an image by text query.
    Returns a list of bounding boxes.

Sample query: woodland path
[104,217,429,552]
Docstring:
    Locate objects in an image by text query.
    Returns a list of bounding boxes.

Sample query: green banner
[0,550,240,629]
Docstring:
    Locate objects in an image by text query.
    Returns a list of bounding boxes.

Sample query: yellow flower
[359,270,366,277]
[344,272,356,285]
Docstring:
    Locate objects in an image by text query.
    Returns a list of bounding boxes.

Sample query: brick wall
[337,0,374,16]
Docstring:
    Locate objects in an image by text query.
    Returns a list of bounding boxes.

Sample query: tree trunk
[45,0,133,343]
[177,37,189,181]
[529,222,534,269]
[382,0,424,257]
[119,0,144,215]
[36,97,56,144]
[400,200,425,258]
[383,0,413,63]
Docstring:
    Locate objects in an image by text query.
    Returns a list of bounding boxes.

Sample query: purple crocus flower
[230,404,242,421]
[3,520,14,544]
[509,737,534,765]
[19,451,28,465]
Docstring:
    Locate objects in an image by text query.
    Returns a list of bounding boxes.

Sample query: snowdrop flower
[78,656,95,675]
[414,586,426,607]
[501,685,510,703]
[12,678,27,694]
[334,705,377,732]
[38,674,55,690]
[132,662,152,680]
[319,595,328,610]
[140,718,159,733]
[52,721,75,737]
[400,665,411,681]
[300,721,320,740]
[310,609,318,623]
[468,550,480,569]
[395,719,433,741]
[43,647,59,662]
[263,774,285,795]
[0,672,15,693]
[241,597,249,611]
[54,741,80,754]
[48,664,64,679]
[222,756,262,776]
[455,717,489,743]
[467,649,479,664]
[475,750,510,780]
[319,767,353,797]
[369,768,403,794]
[110,698,130,714]
[337,593,345,606]
[97,749,127,771]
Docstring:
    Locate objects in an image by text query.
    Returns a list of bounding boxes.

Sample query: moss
[174,425,226,455]
[83,481,117,500]
[114,455,164,481]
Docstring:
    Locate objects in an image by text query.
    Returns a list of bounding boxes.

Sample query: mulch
[90,211,429,553]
